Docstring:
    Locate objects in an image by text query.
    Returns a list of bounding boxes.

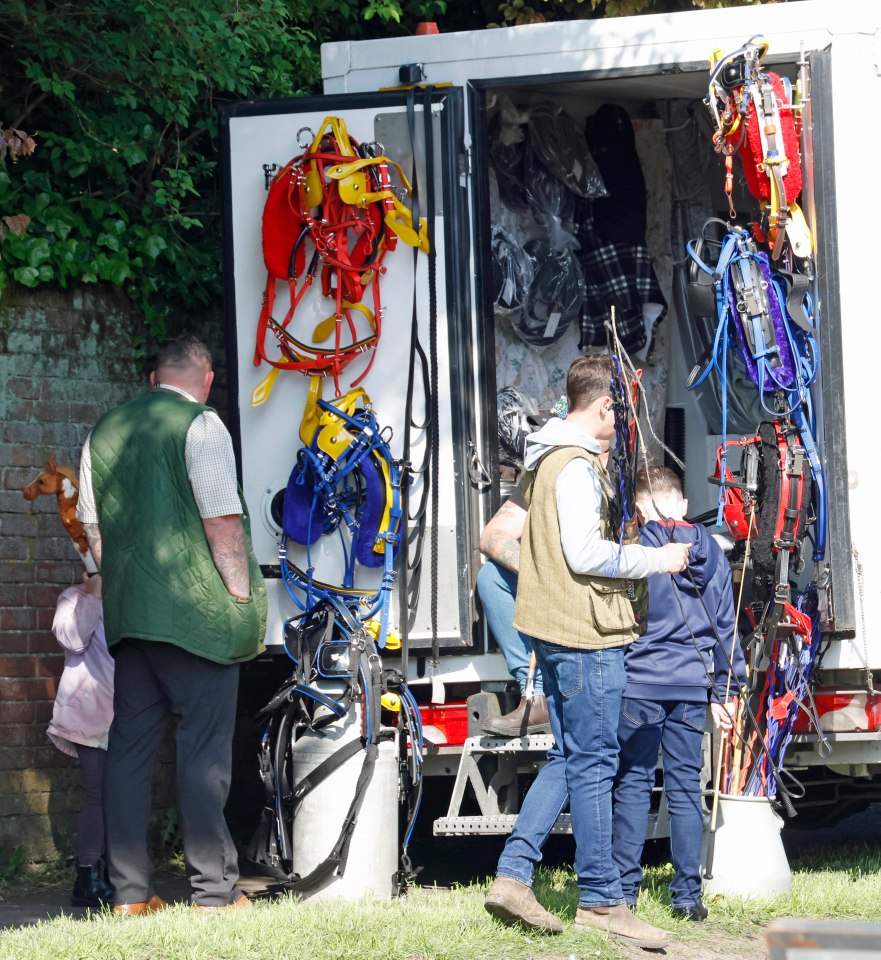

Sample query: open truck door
[219,88,485,673]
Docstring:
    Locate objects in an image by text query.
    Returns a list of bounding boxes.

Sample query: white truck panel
[225,102,461,646]
[322,3,840,94]
[822,27,881,669]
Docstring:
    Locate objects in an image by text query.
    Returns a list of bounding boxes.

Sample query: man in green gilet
[485,355,690,949]
[77,335,266,914]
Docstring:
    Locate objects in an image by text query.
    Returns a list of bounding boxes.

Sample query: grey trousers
[103,638,242,907]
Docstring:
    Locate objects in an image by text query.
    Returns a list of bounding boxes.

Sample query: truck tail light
[418,701,469,746]
[791,688,881,734]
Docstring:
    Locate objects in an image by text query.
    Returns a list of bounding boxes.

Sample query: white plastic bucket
[291,708,400,901]
[702,794,791,898]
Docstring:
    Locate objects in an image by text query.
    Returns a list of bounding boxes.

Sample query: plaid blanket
[574,201,667,352]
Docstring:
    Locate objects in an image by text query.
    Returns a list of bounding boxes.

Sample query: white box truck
[220,0,881,836]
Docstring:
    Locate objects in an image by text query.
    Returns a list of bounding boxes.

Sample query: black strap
[272,701,298,863]
[774,269,813,332]
[268,741,379,895]
[399,87,435,652]
[289,737,363,809]
[266,649,385,896]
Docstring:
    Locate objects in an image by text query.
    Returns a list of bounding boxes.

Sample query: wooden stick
[704,726,731,880]
[524,651,537,701]
[725,505,754,796]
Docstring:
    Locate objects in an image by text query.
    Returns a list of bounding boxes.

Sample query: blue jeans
[476,560,543,696]
[497,641,626,907]
[612,698,707,907]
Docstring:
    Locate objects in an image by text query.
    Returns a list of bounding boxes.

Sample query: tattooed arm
[202,515,250,598]
[82,522,103,571]
[478,500,527,574]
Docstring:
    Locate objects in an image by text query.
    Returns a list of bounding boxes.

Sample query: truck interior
[473,58,819,523]
[429,51,866,831]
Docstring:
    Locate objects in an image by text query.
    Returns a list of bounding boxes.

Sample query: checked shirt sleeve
[185,412,243,519]
[76,434,98,524]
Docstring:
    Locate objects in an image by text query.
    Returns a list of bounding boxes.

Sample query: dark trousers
[612,698,707,908]
[74,743,107,865]
[103,639,242,907]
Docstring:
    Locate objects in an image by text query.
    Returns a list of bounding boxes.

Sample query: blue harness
[280,392,403,649]
[686,223,826,561]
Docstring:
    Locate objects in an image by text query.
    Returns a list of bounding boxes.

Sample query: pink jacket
[47,585,115,756]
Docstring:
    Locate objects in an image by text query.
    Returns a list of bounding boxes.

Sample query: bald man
[77,335,266,914]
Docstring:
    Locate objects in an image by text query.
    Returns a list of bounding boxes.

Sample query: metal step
[431,734,556,836]
[466,733,555,753]
[434,813,572,836]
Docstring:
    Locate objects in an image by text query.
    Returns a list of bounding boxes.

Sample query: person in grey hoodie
[484,355,690,950]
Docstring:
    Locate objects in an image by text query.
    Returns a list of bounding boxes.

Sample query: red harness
[255,118,401,393]
[714,420,807,556]
[707,40,803,259]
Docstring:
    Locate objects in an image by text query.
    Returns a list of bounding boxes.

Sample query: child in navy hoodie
[611,466,746,921]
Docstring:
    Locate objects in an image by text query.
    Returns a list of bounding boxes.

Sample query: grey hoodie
[523,417,668,580]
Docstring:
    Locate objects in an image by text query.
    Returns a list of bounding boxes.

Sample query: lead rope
[399,87,433,648]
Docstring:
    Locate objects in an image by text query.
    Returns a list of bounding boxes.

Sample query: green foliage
[158,805,182,857]
[0,0,757,337]
[0,0,323,338]
[0,852,74,898]
[363,0,449,23]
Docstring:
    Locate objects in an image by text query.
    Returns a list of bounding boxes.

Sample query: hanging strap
[267,740,379,895]
[290,737,364,808]
[398,86,437,665]
[421,84,441,669]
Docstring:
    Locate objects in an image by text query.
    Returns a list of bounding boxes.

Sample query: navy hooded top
[623,520,747,703]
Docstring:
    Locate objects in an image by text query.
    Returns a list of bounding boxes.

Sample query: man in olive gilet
[484,355,690,949]
[77,335,266,913]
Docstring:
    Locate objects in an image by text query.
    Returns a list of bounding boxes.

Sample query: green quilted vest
[513,446,637,650]
[90,389,266,665]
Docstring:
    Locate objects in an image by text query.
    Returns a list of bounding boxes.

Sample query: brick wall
[0,285,244,865]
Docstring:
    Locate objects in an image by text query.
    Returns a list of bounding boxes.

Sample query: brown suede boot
[481,695,551,736]
[484,876,563,933]
[574,904,670,949]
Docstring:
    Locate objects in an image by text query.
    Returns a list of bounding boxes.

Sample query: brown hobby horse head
[23,457,97,572]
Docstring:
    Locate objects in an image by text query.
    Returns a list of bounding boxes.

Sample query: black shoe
[71,861,115,909]
[672,901,708,922]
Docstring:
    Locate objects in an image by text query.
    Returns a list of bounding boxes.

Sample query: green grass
[1,845,880,960]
